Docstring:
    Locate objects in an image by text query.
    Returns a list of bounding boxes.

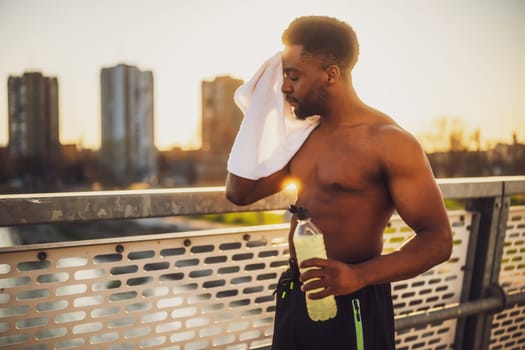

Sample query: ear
[326,65,340,84]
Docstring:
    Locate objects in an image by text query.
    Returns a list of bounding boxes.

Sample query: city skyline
[1,0,524,151]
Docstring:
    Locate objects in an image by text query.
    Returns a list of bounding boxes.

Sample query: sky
[0,0,524,151]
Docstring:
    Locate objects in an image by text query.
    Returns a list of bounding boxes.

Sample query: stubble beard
[292,85,328,120]
[292,106,309,121]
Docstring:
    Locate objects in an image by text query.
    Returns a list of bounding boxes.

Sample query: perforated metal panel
[395,320,458,350]
[389,211,472,350]
[0,225,291,350]
[490,206,525,350]
[0,212,471,350]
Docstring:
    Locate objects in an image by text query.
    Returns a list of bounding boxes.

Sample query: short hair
[281,16,359,76]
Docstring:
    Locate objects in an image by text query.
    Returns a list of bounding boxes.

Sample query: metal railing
[0,176,524,350]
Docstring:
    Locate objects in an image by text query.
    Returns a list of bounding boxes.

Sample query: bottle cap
[296,206,310,220]
[288,205,311,220]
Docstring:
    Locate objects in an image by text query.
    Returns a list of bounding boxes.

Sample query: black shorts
[271,259,395,350]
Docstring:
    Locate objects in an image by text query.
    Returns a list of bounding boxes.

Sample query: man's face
[281,45,329,120]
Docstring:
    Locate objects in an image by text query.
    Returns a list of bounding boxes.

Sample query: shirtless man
[226,16,453,350]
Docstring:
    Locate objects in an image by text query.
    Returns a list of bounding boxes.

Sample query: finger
[300,257,329,269]
[300,268,324,283]
[301,277,326,291]
[306,287,332,300]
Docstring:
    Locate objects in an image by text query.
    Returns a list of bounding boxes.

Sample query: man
[226,16,452,350]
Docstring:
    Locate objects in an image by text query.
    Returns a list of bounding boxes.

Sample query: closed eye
[283,69,299,82]
[284,75,299,82]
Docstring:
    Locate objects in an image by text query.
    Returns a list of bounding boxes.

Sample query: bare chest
[290,131,383,193]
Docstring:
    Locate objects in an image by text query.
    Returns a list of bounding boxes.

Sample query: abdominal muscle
[288,189,395,264]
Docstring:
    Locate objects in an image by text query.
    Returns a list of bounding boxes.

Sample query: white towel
[227,52,320,180]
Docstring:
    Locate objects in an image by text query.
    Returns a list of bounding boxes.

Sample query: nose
[281,79,292,94]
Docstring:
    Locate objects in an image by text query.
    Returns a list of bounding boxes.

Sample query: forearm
[225,168,289,205]
[357,229,452,286]
[226,173,259,205]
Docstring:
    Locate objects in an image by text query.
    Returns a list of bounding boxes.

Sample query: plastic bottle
[291,205,337,321]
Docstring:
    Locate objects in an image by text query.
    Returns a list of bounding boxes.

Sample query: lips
[286,97,298,108]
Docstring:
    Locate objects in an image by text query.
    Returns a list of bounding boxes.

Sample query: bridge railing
[0,176,524,350]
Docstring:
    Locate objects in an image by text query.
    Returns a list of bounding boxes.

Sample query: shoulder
[373,121,422,153]
[348,107,421,150]
[366,113,428,173]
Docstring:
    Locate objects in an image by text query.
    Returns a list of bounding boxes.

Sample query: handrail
[0,187,296,226]
[1,176,524,227]
[394,291,525,331]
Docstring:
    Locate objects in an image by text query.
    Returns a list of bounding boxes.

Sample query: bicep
[384,136,449,234]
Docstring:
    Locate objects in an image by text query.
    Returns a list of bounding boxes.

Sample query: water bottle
[290,205,337,321]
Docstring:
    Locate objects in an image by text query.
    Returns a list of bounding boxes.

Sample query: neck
[319,78,365,128]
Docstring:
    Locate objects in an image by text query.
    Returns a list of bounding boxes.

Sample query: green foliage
[510,194,525,206]
[444,199,465,210]
[197,211,288,226]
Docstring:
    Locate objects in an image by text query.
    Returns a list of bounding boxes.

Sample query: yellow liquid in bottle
[294,234,337,321]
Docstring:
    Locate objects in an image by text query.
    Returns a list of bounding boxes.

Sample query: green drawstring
[352,298,364,350]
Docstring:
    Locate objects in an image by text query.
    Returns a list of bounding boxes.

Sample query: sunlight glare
[283,179,300,193]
